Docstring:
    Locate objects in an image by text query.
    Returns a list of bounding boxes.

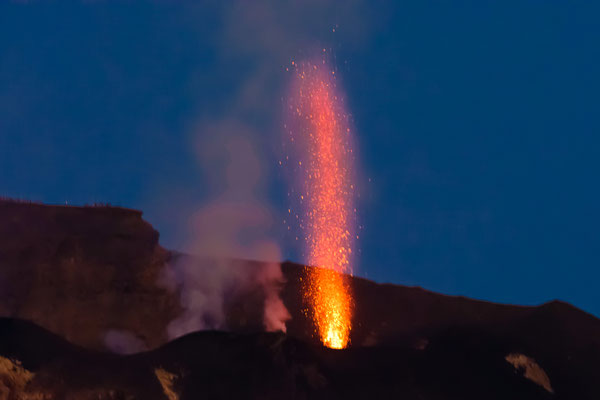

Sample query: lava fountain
[284,58,356,349]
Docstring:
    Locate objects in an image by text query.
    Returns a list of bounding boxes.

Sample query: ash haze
[1,1,599,318]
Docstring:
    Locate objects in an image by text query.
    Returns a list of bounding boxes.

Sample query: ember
[285,57,356,349]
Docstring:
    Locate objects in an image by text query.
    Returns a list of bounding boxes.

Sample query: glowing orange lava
[286,59,355,349]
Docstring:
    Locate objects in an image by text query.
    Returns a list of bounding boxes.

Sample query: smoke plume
[160,123,290,339]
[104,329,147,355]
[153,0,380,340]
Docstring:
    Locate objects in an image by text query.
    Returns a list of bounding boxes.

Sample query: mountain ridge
[0,200,598,398]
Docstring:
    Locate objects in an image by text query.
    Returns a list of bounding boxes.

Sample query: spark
[286,59,355,349]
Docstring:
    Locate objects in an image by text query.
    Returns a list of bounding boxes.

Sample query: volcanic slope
[0,200,599,398]
[0,317,570,399]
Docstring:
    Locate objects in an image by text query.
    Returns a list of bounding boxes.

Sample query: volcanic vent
[284,57,357,349]
[1,200,600,398]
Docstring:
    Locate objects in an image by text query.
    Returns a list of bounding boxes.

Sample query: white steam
[104,329,147,355]
[160,125,290,339]
[150,0,379,341]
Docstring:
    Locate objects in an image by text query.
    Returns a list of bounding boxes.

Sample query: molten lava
[285,58,355,349]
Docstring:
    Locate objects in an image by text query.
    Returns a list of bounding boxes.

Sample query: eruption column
[286,59,355,349]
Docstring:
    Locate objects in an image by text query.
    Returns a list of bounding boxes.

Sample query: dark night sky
[1,2,599,315]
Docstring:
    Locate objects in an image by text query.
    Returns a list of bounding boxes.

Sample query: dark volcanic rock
[0,200,599,398]
[281,262,600,398]
[0,317,562,399]
[0,200,180,350]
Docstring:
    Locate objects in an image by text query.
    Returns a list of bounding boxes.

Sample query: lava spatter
[285,58,356,349]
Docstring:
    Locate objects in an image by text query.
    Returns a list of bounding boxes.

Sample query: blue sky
[1,1,599,315]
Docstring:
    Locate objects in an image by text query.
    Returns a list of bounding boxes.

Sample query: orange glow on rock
[286,59,355,349]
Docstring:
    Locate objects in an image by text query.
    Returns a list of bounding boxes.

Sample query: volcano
[0,199,598,399]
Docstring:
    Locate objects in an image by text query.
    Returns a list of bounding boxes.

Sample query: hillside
[0,317,563,399]
[0,200,598,398]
